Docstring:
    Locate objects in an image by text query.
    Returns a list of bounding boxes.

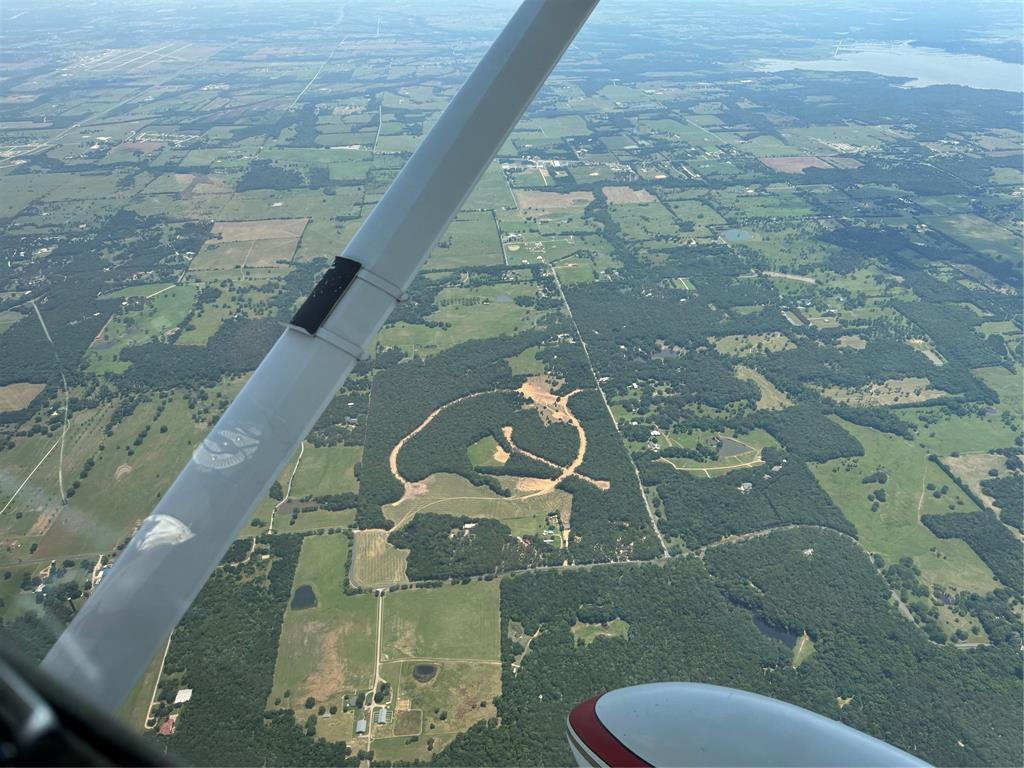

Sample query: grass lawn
[381,579,499,662]
[811,421,998,595]
[467,435,504,468]
[271,534,377,709]
[290,443,362,497]
[506,346,545,376]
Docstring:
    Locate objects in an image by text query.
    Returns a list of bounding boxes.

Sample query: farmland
[0,0,1021,766]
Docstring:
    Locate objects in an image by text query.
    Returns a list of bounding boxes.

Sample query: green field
[290,443,362,498]
[271,534,377,709]
[381,580,499,662]
[87,285,198,374]
[377,282,541,355]
[425,211,504,269]
[279,507,356,533]
[384,472,571,540]
[811,421,998,595]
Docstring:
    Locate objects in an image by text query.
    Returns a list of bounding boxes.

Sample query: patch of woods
[640,447,855,547]
[981,473,1023,531]
[436,528,1021,768]
[390,514,558,580]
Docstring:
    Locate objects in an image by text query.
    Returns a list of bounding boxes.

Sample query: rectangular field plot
[0,382,44,412]
[190,218,307,270]
[290,443,361,497]
[271,534,377,709]
[351,529,409,588]
[426,211,503,269]
[381,579,499,661]
[371,659,499,763]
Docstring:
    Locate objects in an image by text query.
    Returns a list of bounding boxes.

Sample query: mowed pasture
[760,156,832,174]
[713,332,794,357]
[734,366,791,410]
[381,579,500,662]
[0,382,44,412]
[290,443,362,498]
[603,185,655,204]
[426,211,503,269]
[810,421,998,595]
[514,189,593,213]
[351,529,408,587]
[189,217,307,270]
[271,534,377,708]
[384,472,572,540]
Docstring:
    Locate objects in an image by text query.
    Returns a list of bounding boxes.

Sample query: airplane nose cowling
[566,683,928,768]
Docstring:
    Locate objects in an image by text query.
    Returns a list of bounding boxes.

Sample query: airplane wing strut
[42,0,600,713]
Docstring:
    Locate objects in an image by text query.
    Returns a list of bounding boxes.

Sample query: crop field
[271,534,377,709]
[190,218,307,270]
[382,580,499,662]
[351,529,409,588]
[811,421,997,595]
[0,382,44,412]
[290,443,361,498]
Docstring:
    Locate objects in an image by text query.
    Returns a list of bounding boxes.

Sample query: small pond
[722,228,754,243]
[412,663,438,682]
[291,584,317,610]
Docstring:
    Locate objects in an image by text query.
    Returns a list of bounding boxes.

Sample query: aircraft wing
[42,0,600,712]
[567,684,928,767]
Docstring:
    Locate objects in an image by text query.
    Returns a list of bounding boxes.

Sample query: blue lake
[759,43,1023,92]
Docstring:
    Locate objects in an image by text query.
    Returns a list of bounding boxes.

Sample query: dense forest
[435,529,1022,768]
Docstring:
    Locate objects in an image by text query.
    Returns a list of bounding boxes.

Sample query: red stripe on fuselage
[568,695,651,768]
